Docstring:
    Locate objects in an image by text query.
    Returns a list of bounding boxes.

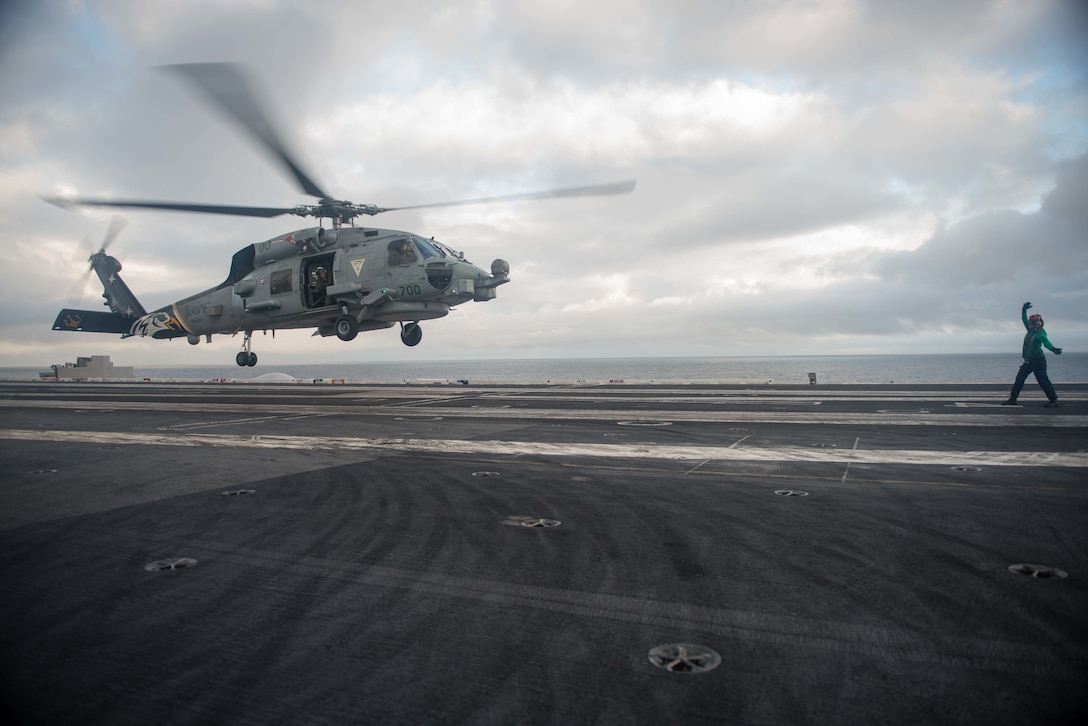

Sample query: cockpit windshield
[411,236,444,260]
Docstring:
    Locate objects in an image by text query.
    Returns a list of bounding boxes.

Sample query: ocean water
[6,353,1088,385]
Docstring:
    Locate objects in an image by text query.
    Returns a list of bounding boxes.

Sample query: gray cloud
[874,155,1088,292]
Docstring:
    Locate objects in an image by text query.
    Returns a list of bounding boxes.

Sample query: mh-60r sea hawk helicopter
[47,63,634,367]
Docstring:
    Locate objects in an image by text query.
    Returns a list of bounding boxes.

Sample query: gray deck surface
[1,381,1086,724]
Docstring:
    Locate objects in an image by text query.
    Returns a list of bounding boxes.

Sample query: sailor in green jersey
[1003,302,1063,407]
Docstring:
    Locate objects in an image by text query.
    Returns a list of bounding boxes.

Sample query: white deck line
[4,429,1088,468]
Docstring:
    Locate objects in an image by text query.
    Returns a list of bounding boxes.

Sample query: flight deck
[1,380,1086,724]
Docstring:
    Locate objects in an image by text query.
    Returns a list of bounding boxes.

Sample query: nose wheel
[236,331,258,367]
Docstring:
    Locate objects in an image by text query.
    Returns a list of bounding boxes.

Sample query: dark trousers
[1010,356,1057,401]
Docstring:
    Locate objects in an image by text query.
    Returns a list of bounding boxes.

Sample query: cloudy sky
[1,0,1085,368]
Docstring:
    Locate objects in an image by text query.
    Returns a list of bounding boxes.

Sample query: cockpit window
[388,238,417,266]
[412,236,444,260]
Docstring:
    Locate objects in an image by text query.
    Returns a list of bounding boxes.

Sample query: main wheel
[401,322,422,347]
[335,315,358,342]
[247,352,258,367]
[236,352,249,367]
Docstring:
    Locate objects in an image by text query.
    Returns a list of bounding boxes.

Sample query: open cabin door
[303,254,336,308]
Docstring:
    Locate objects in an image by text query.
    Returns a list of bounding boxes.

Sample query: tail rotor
[66,216,127,304]
[64,215,133,315]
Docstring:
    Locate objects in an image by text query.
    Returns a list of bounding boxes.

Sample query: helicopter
[46,63,635,367]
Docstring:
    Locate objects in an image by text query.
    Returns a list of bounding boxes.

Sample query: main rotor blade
[377,179,637,213]
[161,62,330,200]
[43,197,296,218]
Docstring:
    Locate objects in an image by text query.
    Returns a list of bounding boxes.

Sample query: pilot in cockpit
[389,239,417,265]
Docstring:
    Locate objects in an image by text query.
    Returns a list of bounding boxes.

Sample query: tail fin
[53,252,145,335]
[89,251,146,318]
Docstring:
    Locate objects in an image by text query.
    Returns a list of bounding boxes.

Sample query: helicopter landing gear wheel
[401,322,422,347]
[236,332,258,367]
[334,315,358,342]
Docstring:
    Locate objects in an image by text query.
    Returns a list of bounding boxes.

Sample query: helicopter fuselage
[55,225,509,364]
